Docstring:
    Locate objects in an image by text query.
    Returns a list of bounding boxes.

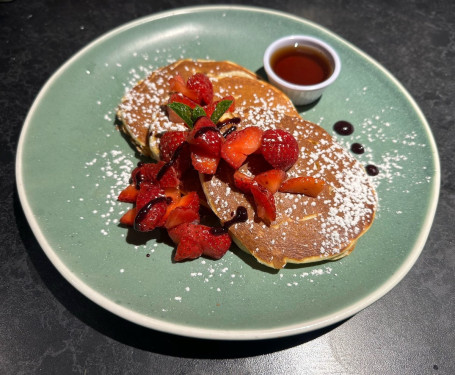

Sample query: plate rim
[15,4,441,340]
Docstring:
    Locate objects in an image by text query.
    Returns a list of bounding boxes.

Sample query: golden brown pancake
[117,59,377,269]
[201,107,377,269]
[116,59,298,159]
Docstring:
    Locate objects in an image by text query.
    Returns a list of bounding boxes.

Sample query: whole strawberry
[260,129,299,171]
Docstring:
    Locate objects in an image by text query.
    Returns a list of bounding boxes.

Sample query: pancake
[116,59,298,159]
[117,59,377,269]
[200,107,377,269]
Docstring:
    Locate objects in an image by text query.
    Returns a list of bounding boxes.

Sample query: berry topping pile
[118,161,232,262]
[117,72,325,262]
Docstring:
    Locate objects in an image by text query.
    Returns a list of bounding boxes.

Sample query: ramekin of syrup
[264,35,341,105]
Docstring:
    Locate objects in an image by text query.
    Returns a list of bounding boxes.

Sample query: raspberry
[260,129,299,171]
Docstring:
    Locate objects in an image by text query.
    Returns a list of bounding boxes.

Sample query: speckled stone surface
[1,0,454,374]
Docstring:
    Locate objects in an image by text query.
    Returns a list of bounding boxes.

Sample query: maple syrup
[271,44,333,86]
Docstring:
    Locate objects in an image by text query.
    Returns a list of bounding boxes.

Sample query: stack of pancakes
[117,59,377,269]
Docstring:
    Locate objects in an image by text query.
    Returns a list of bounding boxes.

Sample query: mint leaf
[211,99,233,124]
[192,105,207,122]
[168,102,194,128]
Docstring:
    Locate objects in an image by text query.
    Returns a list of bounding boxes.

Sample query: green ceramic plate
[16,6,440,340]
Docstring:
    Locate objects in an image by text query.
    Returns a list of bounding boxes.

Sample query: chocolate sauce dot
[351,143,365,154]
[366,164,379,176]
[334,120,354,136]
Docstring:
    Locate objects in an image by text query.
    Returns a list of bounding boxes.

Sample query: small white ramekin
[263,35,341,106]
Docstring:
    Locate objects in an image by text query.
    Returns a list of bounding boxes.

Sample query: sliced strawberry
[134,184,168,232]
[254,169,287,194]
[221,126,263,169]
[187,117,223,158]
[250,182,276,225]
[164,187,181,205]
[168,74,199,103]
[167,94,198,123]
[136,183,165,211]
[173,191,199,212]
[174,236,204,262]
[279,176,325,197]
[161,187,182,220]
[204,95,235,118]
[164,191,200,229]
[168,73,185,87]
[168,223,231,261]
[132,162,180,189]
[165,207,200,230]
[233,170,254,193]
[186,73,213,105]
[118,184,138,203]
[191,150,219,174]
[119,207,137,227]
[260,129,299,171]
[199,229,232,260]
[153,162,180,188]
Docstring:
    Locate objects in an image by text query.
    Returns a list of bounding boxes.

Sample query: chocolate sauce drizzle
[217,117,241,129]
[134,196,170,231]
[194,126,220,139]
[210,206,248,235]
[155,118,241,182]
[156,142,186,181]
[222,126,237,138]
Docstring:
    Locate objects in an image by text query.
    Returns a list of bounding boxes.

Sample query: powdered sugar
[75,52,433,298]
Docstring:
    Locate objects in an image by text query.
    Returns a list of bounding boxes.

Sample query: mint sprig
[168,99,234,128]
[167,102,194,127]
[210,99,233,124]
[191,105,207,123]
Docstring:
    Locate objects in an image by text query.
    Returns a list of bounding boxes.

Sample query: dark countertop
[2,1,454,374]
